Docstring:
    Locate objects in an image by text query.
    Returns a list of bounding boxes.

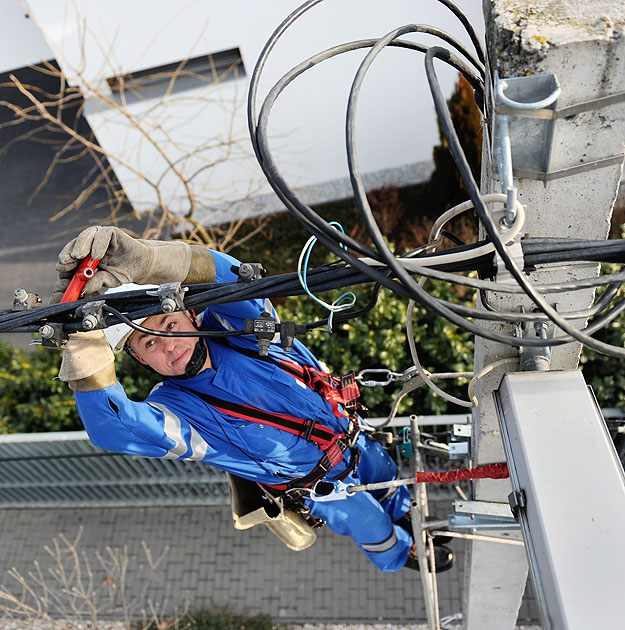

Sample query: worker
[52,226,454,573]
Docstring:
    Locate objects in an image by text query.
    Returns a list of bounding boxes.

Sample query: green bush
[579,263,625,409]
[0,343,160,434]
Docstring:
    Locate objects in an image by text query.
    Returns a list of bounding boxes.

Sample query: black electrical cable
[248,20,562,346]
[247,0,485,263]
[101,306,248,339]
[425,46,625,358]
[252,37,482,264]
[525,246,625,266]
[440,230,466,247]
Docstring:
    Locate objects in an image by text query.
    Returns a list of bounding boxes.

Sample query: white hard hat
[103,283,157,353]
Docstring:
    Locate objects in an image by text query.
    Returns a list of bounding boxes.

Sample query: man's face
[128,311,202,377]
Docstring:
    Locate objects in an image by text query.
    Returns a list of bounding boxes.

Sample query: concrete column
[464,2,625,628]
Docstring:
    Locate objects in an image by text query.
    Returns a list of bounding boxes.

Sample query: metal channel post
[409,414,440,629]
[495,370,625,628]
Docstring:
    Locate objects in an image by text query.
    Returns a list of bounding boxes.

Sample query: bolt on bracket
[77,300,106,330]
[13,288,42,310]
[147,282,188,313]
[515,307,556,372]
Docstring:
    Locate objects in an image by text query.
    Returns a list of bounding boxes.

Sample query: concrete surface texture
[0,502,539,625]
[464,1,625,627]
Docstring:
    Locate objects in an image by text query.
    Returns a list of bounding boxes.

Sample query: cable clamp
[495,241,524,284]
[244,312,276,356]
[237,262,266,282]
[77,300,106,331]
[146,282,187,313]
[515,307,555,372]
[38,323,69,349]
[13,288,41,311]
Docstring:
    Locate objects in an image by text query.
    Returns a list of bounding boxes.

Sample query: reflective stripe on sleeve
[360,529,398,553]
[148,402,209,461]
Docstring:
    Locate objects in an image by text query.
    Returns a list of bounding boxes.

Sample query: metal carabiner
[356,369,395,387]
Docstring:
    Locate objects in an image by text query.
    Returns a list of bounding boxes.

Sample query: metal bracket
[453,424,472,438]
[448,441,469,460]
[493,72,560,201]
[237,262,266,282]
[13,288,42,310]
[451,499,519,532]
[77,300,106,330]
[508,489,527,520]
[146,282,187,313]
[494,75,625,184]
[515,308,556,371]
[38,323,69,349]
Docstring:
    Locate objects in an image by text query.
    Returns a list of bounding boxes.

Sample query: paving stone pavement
[0,502,540,625]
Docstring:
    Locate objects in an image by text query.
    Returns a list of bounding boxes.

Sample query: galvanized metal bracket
[493,72,560,223]
[13,288,42,310]
[147,282,188,313]
[450,499,519,533]
[494,75,625,183]
[514,307,556,372]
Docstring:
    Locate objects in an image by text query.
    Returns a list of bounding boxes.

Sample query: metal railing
[0,431,230,508]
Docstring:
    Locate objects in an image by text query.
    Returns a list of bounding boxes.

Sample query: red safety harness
[190,344,362,493]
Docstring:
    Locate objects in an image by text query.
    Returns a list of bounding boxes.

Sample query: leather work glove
[50,226,216,302]
[58,330,117,392]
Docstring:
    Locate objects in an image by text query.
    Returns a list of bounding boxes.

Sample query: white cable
[467,357,519,407]
[407,299,475,408]
[360,193,525,270]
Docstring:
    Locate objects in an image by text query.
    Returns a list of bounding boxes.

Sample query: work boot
[395,513,453,545]
[404,543,454,573]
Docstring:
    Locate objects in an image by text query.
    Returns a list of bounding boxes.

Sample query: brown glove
[58,330,116,392]
[50,226,216,303]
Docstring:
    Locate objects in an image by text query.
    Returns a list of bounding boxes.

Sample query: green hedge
[0,344,160,433]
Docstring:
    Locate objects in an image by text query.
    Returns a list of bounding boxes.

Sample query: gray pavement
[0,501,540,625]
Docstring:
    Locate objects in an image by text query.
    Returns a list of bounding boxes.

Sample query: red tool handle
[60,255,101,303]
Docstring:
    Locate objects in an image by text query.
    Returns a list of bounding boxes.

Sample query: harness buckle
[301,420,317,441]
[337,371,360,407]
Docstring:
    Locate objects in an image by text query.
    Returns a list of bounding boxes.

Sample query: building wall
[21,0,485,219]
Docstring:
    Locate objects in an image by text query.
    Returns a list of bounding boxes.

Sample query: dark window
[106,48,245,104]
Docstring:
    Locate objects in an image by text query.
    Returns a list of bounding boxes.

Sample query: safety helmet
[103,283,157,353]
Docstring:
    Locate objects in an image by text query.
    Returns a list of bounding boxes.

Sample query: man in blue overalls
[53,226,454,573]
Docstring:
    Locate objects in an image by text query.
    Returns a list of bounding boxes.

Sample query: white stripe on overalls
[360,529,398,553]
[149,402,209,461]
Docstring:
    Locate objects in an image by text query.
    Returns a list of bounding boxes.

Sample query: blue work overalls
[74,250,412,571]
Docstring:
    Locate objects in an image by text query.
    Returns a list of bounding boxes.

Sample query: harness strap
[190,390,341,448]
[194,340,361,492]
[187,389,360,492]
[219,343,359,413]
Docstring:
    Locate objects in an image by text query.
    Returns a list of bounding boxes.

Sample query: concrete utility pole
[464,2,625,628]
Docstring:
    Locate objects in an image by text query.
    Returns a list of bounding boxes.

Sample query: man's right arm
[74,383,217,461]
